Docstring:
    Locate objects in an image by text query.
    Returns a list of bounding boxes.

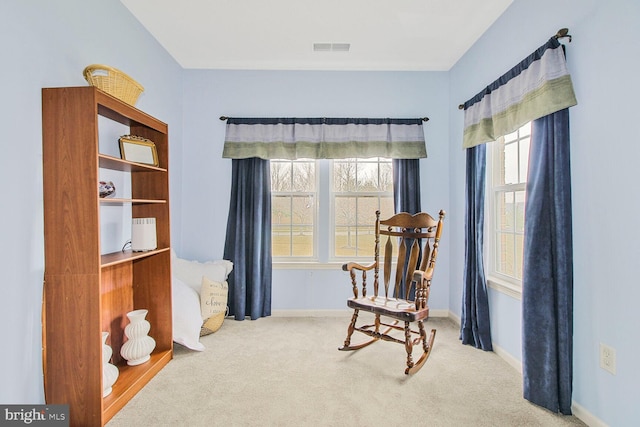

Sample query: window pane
[271,161,292,191]
[519,122,531,137]
[335,196,360,256]
[504,142,518,184]
[292,194,314,223]
[272,194,292,257]
[272,226,292,257]
[335,226,356,257]
[515,191,526,232]
[496,232,515,276]
[496,192,514,231]
[489,121,530,285]
[354,228,377,258]
[356,197,379,225]
[356,162,378,191]
[292,161,315,192]
[335,196,356,227]
[332,158,393,258]
[291,225,313,257]
[332,161,356,192]
[504,129,518,143]
[379,196,394,219]
[519,136,530,183]
[271,160,316,258]
[379,162,393,191]
[272,195,292,226]
[515,234,524,280]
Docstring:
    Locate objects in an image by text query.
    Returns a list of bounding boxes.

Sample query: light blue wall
[450,0,640,425]
[180,70,452,311]
[2,0,638,424]
[0,0,183,404]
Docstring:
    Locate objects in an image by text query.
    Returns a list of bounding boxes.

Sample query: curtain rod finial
[220,116,228,121]
[555,28,572,42]
[422,117,429,122]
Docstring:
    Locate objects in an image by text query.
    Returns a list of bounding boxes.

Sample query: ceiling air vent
[313,43,332,52]
[313,43,350,52]
[331,43,350,52]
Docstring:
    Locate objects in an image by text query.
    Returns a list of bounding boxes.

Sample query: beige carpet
[107,314,586,426]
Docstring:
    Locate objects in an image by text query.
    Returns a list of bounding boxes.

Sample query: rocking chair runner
[339,209,445,375]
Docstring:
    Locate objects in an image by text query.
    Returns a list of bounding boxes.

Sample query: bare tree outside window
[271,159,316,258]
[333,158,394,258]
[271,157,394,260]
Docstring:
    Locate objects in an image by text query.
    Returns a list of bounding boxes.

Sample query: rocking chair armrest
[342,261,376,272]
[413,268,434,285]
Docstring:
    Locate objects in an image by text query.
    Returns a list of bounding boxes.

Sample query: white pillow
[172,251,233,293]
[171,276,205,351]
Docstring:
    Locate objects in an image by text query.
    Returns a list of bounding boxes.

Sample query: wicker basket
[200,309,227,336]
[83,64,144,106]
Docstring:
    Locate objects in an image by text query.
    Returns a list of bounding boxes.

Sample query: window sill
[487,276,522,300]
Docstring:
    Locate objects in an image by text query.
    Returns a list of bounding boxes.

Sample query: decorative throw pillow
[171,250,233,293]
[200,276,228,336]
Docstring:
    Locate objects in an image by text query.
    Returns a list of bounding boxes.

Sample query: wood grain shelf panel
[99,154,167,173]
[99,198,167,205]
[102,350,172,423]
[101,248,170,268]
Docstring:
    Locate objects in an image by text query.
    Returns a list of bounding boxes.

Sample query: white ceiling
[120,0,513,71]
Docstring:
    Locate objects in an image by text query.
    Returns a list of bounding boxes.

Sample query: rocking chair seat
[347,296,430,322]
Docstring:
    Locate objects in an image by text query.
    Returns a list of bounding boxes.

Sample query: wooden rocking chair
[339,210,445,375]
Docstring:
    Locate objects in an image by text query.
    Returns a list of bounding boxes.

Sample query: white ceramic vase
[120,309,156,366]
[102,332,119,397]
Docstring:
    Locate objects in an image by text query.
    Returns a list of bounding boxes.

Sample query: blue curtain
[392,159,421,214]
[461,35,576,412]
[223,158,273,320]
[460,144,493,350]
[522,109,573,414]
[392,159,422,298]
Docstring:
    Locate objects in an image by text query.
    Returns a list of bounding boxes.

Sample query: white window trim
[271,159,320,263]
[485,138,524,299]
[487,276,522,300]
[272,158,392,265]
[328,158,393,264]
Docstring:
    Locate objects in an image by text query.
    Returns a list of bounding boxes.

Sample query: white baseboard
[571,401,607,427]
[492,344,522,373]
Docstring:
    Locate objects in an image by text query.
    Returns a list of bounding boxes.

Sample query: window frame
[270,158,319,263]
[485,123,531,299]
[271,157,394,265]
[329,157,394,263]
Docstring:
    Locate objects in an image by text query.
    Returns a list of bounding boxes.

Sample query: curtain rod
[219,116,429,122]
[457,27,572,110]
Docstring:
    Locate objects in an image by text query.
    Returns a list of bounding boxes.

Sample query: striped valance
[462,37,577,149]
[222,117,427,160]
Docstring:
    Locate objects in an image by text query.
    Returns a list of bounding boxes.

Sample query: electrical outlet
[599,343,616,375]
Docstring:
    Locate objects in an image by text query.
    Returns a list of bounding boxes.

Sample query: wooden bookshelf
[42,86,173,426]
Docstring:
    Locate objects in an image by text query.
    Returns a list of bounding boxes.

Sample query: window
[271,158,393,261]
[487,122,531,290]
[332,158,394,259]
[271,159,317,259]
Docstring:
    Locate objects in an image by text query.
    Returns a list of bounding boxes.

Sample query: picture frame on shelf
[119,135,159,166]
